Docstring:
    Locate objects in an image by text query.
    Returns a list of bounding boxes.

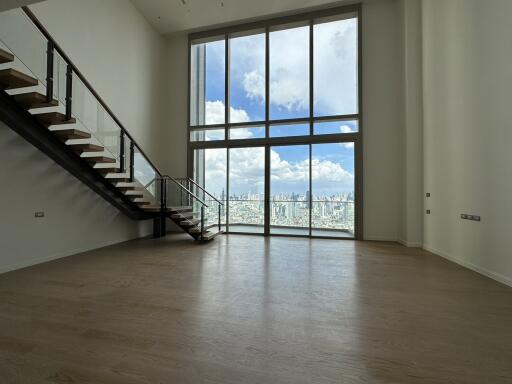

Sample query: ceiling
[130,0,353,35]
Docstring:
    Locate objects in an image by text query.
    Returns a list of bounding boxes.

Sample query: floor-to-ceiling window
[188,5,362,239]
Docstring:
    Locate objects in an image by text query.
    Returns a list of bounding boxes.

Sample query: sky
[193,17,358,197]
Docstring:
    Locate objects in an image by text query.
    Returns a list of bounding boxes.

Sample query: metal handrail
[184,178,224,206]
[161,175,208,207]
[21,6,162,178]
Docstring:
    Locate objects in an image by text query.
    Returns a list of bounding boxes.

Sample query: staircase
[0,7,222,241]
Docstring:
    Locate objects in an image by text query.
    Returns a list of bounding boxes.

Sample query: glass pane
[0,9,47,85]
[134,146,157,196]
[269,123,309,138]
[314,119,358,135]
[229,31,265,123]
[229,125,265,139]
[269,25,309,120]
[71,75,120,161]
[311,143,355,237]
[270,145,309,235]
[314,17,358,116]
[193,148,227,226]
[229,147,265,233]
[190,129,225,142]
[190,37,225,126]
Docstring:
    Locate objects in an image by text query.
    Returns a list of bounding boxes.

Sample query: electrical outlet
[461,213,480,222]
[34,212,45,218]
[426,209,431,214]
[426,193,431,197]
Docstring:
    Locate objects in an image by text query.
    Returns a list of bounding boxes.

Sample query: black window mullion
[225,33,229,140]
[309,20,314,137]
[265,26,270,138]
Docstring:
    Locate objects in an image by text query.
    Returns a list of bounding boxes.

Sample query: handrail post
[119,131,125,173]
[65,64,72,120]
[200,205,205,241]
[46,41,54,103]
[129,142,134,182]
[187,179,192,206]
[160,177,167,212]
[218,203,221,231]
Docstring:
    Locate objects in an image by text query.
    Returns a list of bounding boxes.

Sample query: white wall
[0,122,152,273]
[163,0,407,241]
[30,0,168,167]
[361,0,404,241]
[422,0,512,286]
[0,0,167,272]
[398,0,423,247]
[163,33,189,178]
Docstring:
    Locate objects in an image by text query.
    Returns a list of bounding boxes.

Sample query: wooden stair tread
[201,230,223,241]
[84,156,116,164]
[169,206,192,212]
[115,182,141,189]
[68,143,104,153]
[170,212,195,219]
[124,190,144,196]
[12,92,58,109]
[0,68,38,90]
[35,112,76,126]
[180,219,200,227]
[0,48,14,64]
[105,173,130,179]
[96,167,120,174]
[52,128,91,140]
[142,206,171,212]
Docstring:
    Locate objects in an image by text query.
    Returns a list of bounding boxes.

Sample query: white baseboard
[398,238,423,248]
[423,245,512,288]
[364,235,398,242]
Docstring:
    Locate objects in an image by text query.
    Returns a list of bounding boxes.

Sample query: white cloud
[242,70,265,101]
[239,19,358,116]
[340,124,355,148]
[205,100,250,125]
[204,147,354,196]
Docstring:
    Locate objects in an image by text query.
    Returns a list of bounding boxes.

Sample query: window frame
[187,3,363,239]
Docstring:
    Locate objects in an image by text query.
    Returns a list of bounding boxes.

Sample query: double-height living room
[0,0,511,382]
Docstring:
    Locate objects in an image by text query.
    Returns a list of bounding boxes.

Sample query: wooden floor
[1,235,511,384]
